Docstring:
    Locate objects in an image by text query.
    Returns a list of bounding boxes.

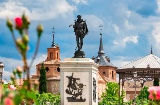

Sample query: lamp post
[0,62,4,83]
[133,71,137,105]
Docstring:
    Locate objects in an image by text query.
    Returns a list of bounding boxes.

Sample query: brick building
[31,31,60,94]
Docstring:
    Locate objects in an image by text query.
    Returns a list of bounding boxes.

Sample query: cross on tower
[51,26,56,47]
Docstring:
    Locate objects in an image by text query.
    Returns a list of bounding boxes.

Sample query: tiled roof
[94,55,115,66]
[120,54,160,69]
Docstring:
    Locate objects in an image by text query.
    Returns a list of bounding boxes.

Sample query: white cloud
[113,36,138,47]
[157,0,160,13]
[0,56,22,80]
[29,54,47,75]
[0,0,76,20]
[152,22,160,51]
[72,0,87,4]
[0,54,47,80]
[83,15,104,31]
[0,1,29,19]
[113,24,120,34]
[126,10,131,18]
[124,19,134,30]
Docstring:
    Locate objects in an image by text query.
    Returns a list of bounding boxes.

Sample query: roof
[93,33,115,67]
[37,60,60,65]
[0,62,4,67]
[94,55,115,66]
[120,53,160,69]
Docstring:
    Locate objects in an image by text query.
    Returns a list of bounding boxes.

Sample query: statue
[73,15,88,51]
[71,15,88,58]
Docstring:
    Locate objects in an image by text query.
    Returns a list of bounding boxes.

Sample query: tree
[39,63,47,94]
[99,82,125,105]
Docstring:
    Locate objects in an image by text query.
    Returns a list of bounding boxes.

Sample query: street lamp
[133,71,137,105]
[0,62,4,83]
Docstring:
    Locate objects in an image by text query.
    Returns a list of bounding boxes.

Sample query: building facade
[31,32,60,94]
[92,33,117,98]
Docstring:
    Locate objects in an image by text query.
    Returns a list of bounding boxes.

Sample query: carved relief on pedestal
[65,73,86,102]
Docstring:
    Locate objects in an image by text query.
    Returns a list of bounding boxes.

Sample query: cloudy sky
[1,0,160,80]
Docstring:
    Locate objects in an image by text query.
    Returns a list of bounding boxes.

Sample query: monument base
[73,50,85,58]
[60,58,98,105]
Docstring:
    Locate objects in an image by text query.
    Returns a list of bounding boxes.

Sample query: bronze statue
[73,15,88,51]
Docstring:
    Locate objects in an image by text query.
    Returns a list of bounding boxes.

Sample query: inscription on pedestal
[65,73,86,102]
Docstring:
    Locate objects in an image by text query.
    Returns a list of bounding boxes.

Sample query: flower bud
[11,74,15,80]
[15,17,23,29]
[22,14,30,29]
[16,66,23,73]
[6,19,13,32]
[16,38,27,53]
[16,66,23,78]
[22,34,29,45]
[37,24,43,38]
[13,70,17,76]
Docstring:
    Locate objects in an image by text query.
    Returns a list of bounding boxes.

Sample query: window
[50,52,53,59]
[57,53,58,59]
[112,71,114,79]
[46,67,49,72]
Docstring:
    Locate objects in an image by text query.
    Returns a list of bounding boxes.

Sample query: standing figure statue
[73,15,88,51]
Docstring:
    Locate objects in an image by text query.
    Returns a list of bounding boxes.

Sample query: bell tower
[46,27,60,61]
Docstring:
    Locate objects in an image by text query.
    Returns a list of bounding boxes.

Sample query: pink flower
[15,17,22,28]
[148,86,156,99]
[156,87,160,100]
[9,85,16,90]
[4,97,14,105]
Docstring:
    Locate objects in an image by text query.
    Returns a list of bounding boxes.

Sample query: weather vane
[99,25,103,35]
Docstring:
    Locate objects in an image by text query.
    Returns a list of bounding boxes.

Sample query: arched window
[57,53,58,59]
[46,67,49,72]
[50,52,53,59]
[112,71,114,79]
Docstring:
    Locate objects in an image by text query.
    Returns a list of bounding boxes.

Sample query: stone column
[60,58,98,105]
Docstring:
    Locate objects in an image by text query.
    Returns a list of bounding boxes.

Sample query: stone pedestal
[60,58,98,105]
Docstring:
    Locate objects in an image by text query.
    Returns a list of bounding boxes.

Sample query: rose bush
[1,14,60,105]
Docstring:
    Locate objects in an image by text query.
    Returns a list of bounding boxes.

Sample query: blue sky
[1,0,160,80]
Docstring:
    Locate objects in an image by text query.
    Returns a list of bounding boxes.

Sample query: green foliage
[99,82,125,105]
[137,86,149,100]
[36,92,60,105]
[39,63,47,94]
[124,86,149,105]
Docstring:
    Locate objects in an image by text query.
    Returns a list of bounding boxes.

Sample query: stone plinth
[60,58,99,105]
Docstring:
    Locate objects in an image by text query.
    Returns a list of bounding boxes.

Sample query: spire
[151,45,153,54]
[51,26,56,47]
[98,33,105,55]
